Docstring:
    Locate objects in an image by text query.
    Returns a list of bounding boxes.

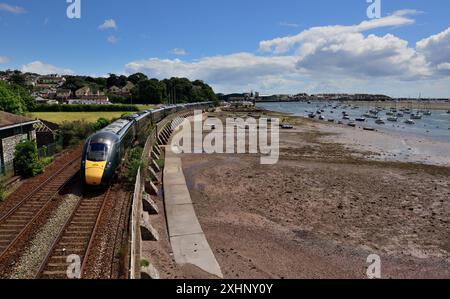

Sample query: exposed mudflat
[178,111,450,279]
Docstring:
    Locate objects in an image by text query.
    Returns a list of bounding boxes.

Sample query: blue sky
[1,0,450,97]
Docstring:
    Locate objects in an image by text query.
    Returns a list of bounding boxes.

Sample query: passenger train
[81,102,213,187]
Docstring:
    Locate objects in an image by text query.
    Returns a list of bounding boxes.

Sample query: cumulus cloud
[0,3,26,14]
[416,27,450,74]
[0,56,9,64]
[124,10,450,95]
[125,53,299,92]
[170,48,188,56]
[21,61,74,75]
[99,19,118,30]
[260,10,418,54]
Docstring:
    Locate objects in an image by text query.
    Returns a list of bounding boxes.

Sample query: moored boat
[387,117,398,122]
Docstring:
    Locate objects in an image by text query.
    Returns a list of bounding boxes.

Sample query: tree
[11,84,36,111]
[132,79,166,104]
[0,81,25,114]
[9,72,26,87]
[106,74,121,88]
[128,73,148,85]
[62,77,87,94]
[14,140,43,178]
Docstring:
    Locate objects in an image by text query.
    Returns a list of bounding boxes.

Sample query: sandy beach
[173,109,450,279]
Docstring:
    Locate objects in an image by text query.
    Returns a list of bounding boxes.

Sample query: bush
[123,147,143,187]
[14,140,43,178]
[59,120,95,148]
[0,179,6,202]
[93,117,111,131]
[57,117,112,149]
[40,156,54,168]
[31,104,140,113]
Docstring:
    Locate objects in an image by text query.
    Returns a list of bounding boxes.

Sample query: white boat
[404,119,415,125]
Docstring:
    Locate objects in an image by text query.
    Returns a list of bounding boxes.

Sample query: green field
[29,112,133,124]
[29,105,155,124]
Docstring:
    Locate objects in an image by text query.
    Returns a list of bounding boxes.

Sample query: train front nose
[85,161,107,186]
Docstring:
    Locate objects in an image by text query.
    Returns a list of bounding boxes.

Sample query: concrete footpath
[163,139,223,278]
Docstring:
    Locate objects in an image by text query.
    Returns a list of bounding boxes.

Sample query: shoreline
[175,108,450,278]
[261,108,450,167]
[255,100,450,111]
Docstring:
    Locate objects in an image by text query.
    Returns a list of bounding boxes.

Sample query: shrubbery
[0,178,6,202]
[123,147,143,188]
[14,140,43,178]
[58,117,113,148]
[31,104,140,112]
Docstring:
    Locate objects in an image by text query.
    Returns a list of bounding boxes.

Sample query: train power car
[81,101,214,187]
[81,118,135,187]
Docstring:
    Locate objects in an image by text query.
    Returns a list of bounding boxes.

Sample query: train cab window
[87,143,109,162]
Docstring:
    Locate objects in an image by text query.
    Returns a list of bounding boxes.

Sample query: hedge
[31,104,140,112]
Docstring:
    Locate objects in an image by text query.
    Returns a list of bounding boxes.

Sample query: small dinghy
[281,124,294,129]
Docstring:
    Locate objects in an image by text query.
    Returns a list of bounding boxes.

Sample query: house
[0,112,39,177]
[121,81,135,94]
[56,89,72,100]
[34,96,48,103]
[108,86,121,93]
[75,86,91,97]
[108,82,135,95]
[67,97,111,105]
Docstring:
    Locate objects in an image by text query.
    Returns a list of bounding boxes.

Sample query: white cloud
[99,19,117,30]
[125,53,299,93]
[0,56,9,64]
[260,10,418,54]
[124,10,450,96]
[21,61,74,75]
[0,3,26,14]
[416,27,450,74]
[170,48,188,56]
[107,35,119,44]
[437,63,450,71]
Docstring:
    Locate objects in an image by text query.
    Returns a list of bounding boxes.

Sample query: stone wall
[1,133,28,164]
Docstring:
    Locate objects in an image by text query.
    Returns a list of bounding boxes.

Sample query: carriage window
[87,143,109,162]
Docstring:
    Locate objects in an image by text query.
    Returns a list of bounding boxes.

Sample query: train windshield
[87,143,109,162]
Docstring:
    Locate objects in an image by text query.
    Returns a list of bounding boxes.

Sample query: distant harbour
[257,101,450,143]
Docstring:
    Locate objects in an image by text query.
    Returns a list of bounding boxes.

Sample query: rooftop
[0,111,38,130]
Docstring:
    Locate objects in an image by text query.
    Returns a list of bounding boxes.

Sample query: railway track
[0,155,81,261]
[36,187,111,279]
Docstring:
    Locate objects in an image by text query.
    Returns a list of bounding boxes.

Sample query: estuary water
[257,101,450,143]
